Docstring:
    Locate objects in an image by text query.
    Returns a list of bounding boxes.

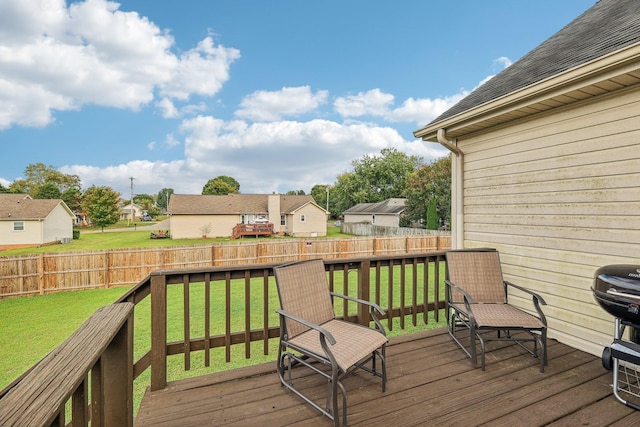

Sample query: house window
[372,215,376,224]
[13,221,25,231]
[241,214,247,224]
[280,215,286,226]
[300,214,306,223]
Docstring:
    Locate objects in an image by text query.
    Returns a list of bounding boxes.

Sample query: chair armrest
[276,308,336,345]
[445,279,475,304]
[445,279,476,319]
[504,281,547,326]
[504,281,547,305]
[330,292,386,316]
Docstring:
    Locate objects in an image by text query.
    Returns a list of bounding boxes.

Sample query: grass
[0,223,352,256]
[0,287,131,389]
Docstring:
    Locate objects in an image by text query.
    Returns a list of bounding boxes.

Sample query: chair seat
[470,303,545,329]
[289,319,388,371]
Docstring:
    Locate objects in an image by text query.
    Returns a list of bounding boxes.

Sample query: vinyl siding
[457,85,640,356]
[169,215,240,239]
[42,204,73,243]
[0,220,42,245]
[288,204,327,237]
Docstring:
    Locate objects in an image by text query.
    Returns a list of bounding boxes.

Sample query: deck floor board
[135,329,640,426]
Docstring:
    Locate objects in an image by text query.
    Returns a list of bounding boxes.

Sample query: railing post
[151,273,167,391]
[101,310,134,427]
[358,260,371,326]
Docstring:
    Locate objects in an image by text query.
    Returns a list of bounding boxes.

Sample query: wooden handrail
[0,303,134,427]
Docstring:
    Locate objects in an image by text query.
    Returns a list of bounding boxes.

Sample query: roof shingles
[0,194,64,220]
[168,194,317,215]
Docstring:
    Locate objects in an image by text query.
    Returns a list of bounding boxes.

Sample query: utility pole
[129,176,135,225]
[326,185,330,212]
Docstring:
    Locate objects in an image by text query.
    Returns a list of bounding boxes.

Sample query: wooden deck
[135,328,640,426]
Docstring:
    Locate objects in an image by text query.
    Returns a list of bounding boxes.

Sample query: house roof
[415,0,640,141]
[0,194,74,220]
[168,194,324,215]
[343,198,407,215]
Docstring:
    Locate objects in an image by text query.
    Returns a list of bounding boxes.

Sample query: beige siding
[457,86,640,356]
[169,214,241,239]
[288,204,327,237]
[0,220,43,245]
[344,213,373,223]
[344,213,399,227]
[42,204,74,244]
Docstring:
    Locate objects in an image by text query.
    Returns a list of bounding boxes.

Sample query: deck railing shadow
[0,252,447,426]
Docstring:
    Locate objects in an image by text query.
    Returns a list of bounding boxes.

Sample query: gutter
[436,129,464,250]
[436,129,462,157]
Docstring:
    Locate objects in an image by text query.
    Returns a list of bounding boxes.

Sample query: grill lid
[592,264,640,323]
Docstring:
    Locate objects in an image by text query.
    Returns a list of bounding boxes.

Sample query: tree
[330,148,423,216]
[202,176,240,195]
[82,186,121,231]
[426,197,438,230]
[404,155,451,227]
[61,187,82,212]
[133,194,155,210]
[310,184,330,212]
[16,163,81,197]
[34,182,62,199]
[285,190,305,195]
[0,183,8,193]
[157,188,174,211]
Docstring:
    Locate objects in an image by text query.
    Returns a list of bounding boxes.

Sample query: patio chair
[445,249,548,372]
[273,259,387,426]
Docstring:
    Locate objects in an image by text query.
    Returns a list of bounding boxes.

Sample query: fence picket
[0,235,450,298]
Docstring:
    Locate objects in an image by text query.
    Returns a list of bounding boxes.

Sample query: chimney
[268,194,280,232]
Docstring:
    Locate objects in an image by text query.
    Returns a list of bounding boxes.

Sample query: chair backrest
[274,259,336,338]
[446,250,507,303]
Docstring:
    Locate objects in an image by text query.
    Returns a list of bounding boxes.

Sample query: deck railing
[0,252,447,424]
[0,303,134,427]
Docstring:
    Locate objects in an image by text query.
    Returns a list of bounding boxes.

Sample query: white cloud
[62,115,447,196]
[235,86,328,121]
[334,89,394,118]
[165,133,181,147]
[386,94,468,125]
[147,141,157,150]
[0,0,239,130]
[159,36,240,100]
[494,56,513,70]
[332,88,467,126]
[156,98,178,118]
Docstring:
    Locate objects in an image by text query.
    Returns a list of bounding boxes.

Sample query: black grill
[592,264,640,339]
[592,264,640,410]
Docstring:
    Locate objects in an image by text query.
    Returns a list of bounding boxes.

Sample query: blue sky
[0,0,596,197]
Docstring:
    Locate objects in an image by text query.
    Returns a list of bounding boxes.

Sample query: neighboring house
[120,202,144,221]
[414,0,640,357]
[343,198,407,227]
[168,194,328,238]
[0,194,75,247]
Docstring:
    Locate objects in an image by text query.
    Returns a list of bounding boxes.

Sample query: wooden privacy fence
[0,234,450,298]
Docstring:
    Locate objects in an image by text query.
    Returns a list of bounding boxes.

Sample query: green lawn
[0,223,351,256]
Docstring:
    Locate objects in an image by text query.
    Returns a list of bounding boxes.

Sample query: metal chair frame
[445,249,548,372]
[274,259,387,426]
